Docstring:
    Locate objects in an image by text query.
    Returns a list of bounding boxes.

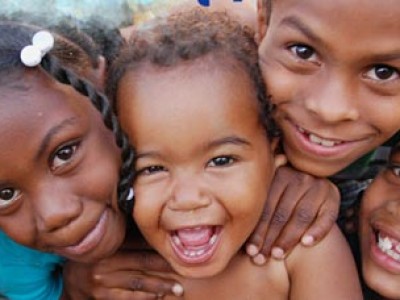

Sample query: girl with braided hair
[0,21,183,299]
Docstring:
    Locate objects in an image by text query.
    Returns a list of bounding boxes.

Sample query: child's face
[359,148,400,299]
[0,70,125,263]
[117,62,281,278]
[258,0,400,177]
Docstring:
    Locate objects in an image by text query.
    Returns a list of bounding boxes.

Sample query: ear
[91,55,107,90]
[255,0,268,44]
[270,137,287,169]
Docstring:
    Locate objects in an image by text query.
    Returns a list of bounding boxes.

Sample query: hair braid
[41,55,135,212]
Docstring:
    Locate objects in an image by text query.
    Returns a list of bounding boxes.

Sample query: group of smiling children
[0,0,399,299]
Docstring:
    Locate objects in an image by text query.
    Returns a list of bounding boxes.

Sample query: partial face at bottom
[359,146,400,299]
[117,62,281,278]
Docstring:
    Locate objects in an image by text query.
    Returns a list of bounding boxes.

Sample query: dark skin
[63,2,341,298]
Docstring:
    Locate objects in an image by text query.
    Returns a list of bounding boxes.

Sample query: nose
[304,73,359,123]
[33,183,82,233]
[167,174,211,212]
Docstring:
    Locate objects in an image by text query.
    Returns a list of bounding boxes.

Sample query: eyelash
[136,165,166,176]
[0,187,21,208]
[207,155,236,168]
[364,64,400,83]
[288,43,319,63]
[386,163,400,180]
[50,140,80,171]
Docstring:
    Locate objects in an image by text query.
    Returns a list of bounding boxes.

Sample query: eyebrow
[280,15,324,46]
[135,136,252,160]
[35,117,78,160]
[206,136,251,150]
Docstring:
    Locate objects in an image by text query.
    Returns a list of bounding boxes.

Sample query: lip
[55,210,108,258]
[283,118,369,158]
[169,226,222,265]
[368,224,400,274]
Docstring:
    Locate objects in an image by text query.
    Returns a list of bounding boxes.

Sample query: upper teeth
[309,133,337,147]
[378,235,393,251]
[378,234,400,262]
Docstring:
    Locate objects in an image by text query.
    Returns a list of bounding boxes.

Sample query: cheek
[81,148,120,206]
[0,208,36,247]
[364,107,400,137]
[132,185,163,230]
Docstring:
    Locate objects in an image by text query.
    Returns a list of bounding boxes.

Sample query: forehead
[0,69,93,151]
[117,61,261,140]
[270,0,400,45]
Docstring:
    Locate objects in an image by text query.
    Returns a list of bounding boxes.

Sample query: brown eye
[51,143,79,170]
[366,64,399,81]
[0,187,21,207]
[208,156,235,167]
[289,44,316,60]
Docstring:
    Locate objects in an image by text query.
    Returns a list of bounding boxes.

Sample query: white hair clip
[126,188,134,201]
[20,30,54,67]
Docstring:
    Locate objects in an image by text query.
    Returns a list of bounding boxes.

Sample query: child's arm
[287,225,362,300]
[246,166,340,263]
[62,250,183,299]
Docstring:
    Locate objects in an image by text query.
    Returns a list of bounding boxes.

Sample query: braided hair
[0,21,134,212]
[107,8,279,139]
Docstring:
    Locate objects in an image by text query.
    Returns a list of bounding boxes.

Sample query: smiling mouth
[297,126,344,147]
[375,230,400,262]
[57,210,108,258]
[170,226,221,264]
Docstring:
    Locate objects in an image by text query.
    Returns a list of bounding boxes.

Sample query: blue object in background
[198,0,242,7]
[198,0,210,6]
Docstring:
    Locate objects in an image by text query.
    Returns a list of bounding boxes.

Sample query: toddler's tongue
[176,226,213,247]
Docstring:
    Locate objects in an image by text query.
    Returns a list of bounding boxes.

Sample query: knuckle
[259,206,272,222]
[130,277,144,291]
[271,210,289,226]
[295,208,314,224]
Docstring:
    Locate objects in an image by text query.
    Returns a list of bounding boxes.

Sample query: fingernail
[271,247,285,260]
[252,253,267,265]
[301,235,314,246]
[246,244,259,257]
[172,283,184,296]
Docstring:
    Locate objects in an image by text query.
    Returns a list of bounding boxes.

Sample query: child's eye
[208,156,235,167]
[389,164,400,177]
[365,65,399,82]
[51,142,79,170]
[137,165,166,176]
[288,44,317,61]
[0,187,21,207]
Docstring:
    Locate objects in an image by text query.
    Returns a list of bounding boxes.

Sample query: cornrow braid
[40,55,135,212]
[0,21,134,213]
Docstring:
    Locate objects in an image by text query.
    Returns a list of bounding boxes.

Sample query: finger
[246,166,292,255]
[95,271,183,296]
[301,193,339,246]
[271,184,326,256]
[257,181,310,259]
[98,250,173,273]
[257,171,322,258]
[94,287,160,300]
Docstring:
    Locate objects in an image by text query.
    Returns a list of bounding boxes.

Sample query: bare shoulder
[285,225,363,300]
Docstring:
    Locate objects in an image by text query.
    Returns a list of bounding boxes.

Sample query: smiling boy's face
[117,61,283,278]
[359,146,400,299]
[257,0,400,177]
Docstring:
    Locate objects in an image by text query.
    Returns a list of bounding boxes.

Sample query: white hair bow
[20,31,54,67]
